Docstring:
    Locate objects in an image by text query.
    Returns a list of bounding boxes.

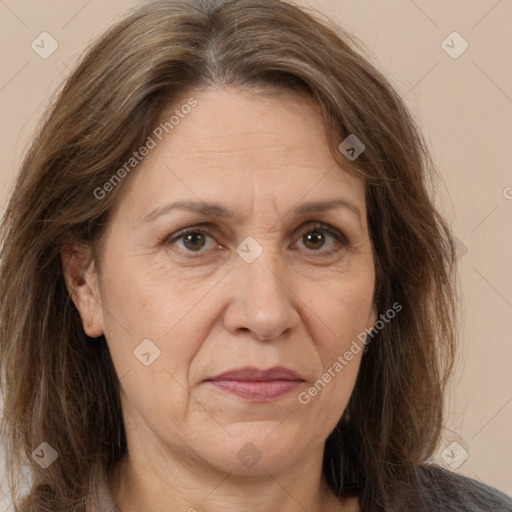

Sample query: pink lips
[205,366,304,402]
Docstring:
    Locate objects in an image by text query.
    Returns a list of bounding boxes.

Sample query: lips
[205,366,304,402]
[209,366,304,382]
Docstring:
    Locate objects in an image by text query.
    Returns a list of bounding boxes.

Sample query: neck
[109,449,358,512]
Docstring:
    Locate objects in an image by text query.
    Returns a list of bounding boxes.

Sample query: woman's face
[73,87,376,476]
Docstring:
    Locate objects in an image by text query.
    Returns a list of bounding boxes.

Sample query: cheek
[297,292,369,435]
[301,270,373,401]
[310,267,374,347]
[98,249,224,393]
[99,243,196,336]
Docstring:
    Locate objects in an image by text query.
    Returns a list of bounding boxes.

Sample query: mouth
[204,366,305,402]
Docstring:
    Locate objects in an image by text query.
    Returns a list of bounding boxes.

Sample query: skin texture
[63,87,376,512]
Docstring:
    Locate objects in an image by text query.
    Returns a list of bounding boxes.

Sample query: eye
[293,222,348,256]
[167,228,218,253]
[164,222,348,257]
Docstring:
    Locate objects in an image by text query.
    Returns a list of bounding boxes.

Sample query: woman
[1,0,510,511]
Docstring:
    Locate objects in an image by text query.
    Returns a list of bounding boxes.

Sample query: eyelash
[165,222,349,258]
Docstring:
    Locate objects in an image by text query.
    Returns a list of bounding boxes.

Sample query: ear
[367,304,378,332]
[61,244,104,338]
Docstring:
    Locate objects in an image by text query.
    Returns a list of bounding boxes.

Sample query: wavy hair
[0,0,457,510]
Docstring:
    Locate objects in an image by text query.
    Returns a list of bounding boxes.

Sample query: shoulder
[416,464,512,511]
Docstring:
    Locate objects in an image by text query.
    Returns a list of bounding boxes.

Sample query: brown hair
[0,0,457,510]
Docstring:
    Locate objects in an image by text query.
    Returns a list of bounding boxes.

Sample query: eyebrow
[142,198,363,226]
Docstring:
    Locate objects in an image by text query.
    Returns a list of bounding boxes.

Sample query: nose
[222,248,301,341]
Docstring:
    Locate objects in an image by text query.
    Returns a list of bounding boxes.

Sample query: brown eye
[294,223,348,256]
[182,232,207,251]
[303,230,326,251]
[166,228,218,254]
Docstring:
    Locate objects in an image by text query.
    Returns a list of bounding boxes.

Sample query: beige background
[1,0,511,506]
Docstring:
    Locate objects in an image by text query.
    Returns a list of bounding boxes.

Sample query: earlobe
[61,244,104,338]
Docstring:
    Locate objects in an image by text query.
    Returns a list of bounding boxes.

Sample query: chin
[194,425,310,475]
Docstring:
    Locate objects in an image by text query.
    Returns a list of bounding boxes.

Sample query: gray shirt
[416,465,512,511]
[96,464,512,511]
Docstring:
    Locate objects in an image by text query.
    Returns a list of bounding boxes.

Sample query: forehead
[162,87,335,170]
[111,87,366,222]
